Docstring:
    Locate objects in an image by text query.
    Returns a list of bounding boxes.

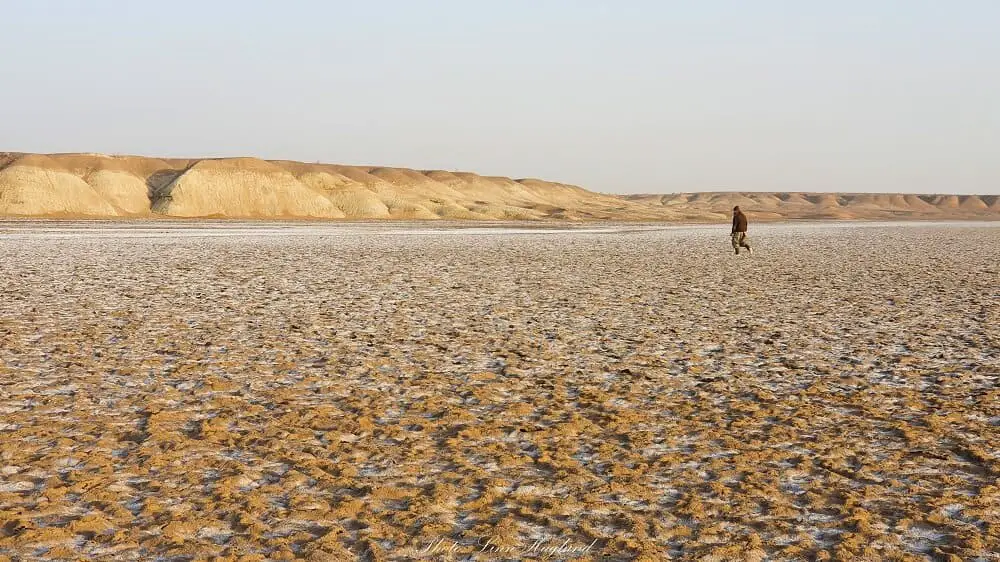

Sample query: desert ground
[0,221,998,561]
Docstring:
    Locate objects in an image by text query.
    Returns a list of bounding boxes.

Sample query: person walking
[731,206,752,255]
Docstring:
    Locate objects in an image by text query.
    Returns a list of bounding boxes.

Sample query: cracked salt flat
[0,221,997,560]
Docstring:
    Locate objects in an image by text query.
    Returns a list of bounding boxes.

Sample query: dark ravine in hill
[1,152,997,221]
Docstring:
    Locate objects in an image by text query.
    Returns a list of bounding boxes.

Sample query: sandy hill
[1,152,997,221]
[624,192,1000,221]
[0,152,673,221]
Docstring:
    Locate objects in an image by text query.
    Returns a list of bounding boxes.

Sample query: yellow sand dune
[0,154,119,216]
[154,158,343,218]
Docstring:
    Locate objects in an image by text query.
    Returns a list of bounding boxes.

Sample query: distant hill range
[623,192,1000,221]
[1,152,997,221]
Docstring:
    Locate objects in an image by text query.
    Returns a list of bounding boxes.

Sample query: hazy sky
[2,1,998,194]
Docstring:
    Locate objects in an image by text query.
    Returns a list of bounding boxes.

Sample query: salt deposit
[0,222,996,560]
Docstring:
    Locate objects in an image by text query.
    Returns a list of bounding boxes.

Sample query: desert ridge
[1,152,998,220]
[623,192,1000,221]
[0,152,669,221]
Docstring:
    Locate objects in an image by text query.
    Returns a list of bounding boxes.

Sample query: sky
[1,1,997,194]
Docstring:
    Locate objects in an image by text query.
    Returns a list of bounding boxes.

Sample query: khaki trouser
[732,232,751,253]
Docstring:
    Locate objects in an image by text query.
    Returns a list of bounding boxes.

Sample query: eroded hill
[0,153,661,220]
[625,192,1000,221]
[1,152,997,220]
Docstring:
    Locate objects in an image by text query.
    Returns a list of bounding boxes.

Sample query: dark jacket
[732,211,748,233]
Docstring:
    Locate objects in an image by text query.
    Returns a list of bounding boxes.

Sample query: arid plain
[0,221,998,561]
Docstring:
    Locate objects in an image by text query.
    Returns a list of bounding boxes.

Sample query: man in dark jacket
[731,206,752,255]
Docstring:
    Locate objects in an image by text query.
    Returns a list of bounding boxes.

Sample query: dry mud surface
[0,221,998,561]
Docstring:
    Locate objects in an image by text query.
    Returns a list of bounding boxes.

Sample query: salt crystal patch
[0,481,35,492]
